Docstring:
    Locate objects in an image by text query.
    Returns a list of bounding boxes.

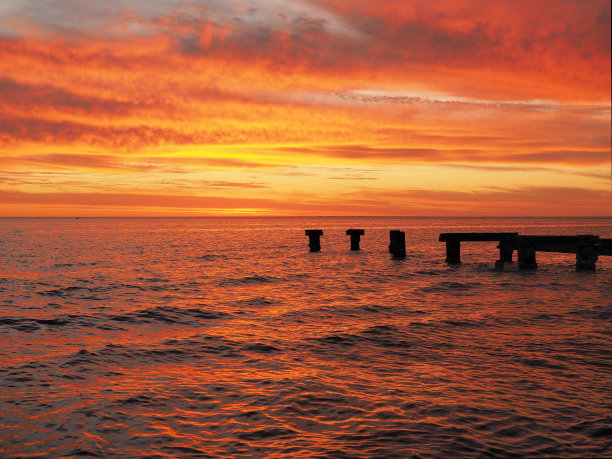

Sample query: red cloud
[1,186,610,217]
[0,1,609,216]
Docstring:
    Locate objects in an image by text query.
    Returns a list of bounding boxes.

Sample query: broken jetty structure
[303,229,610,270]
[439,232,612,271]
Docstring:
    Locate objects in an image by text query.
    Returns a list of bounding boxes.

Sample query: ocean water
[0,217,611,458]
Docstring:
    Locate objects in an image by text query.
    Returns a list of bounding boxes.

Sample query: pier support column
[389,230,406,258]
[498,237,515,262]
[305,230,323,252]
[346,229,365,251]
[495,237,515,270]
[576,244,598,271]
[518,245,537,270]
[445,239,460,264]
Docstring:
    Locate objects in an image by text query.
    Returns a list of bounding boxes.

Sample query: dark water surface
[1,217,611,458]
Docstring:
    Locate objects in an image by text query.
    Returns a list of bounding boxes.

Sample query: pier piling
[495,236,516,270]
[498,237,515,262]
[346,229,365,251]
[389,230,406,258]
[445,239,461,264]
[517,244,537,270]
[576,244,598,271]
[305,229,323,252]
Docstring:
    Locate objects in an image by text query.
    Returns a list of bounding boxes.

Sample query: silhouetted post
[389,230,406,258]
[518,244,537,270]
[346,229,365,250]
[305,229,323,252]
[498,236,515,262]
[445,239,461,264]
[576,244,598,271]
[495,236,515,270]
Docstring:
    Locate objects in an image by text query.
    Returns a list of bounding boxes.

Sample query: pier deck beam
[595,239,612,256]
[389,230,406,258]
[305,229,323,252]
[346,229,365,251]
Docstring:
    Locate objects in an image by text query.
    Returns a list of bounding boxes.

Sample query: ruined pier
[439,232,609,271]
[302,229,610,270]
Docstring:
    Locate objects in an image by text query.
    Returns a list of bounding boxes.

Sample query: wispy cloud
[1,185,609,216]
[0,0,609,216]
[278,145,610,166]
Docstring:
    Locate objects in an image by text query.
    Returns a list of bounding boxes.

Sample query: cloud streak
[1,185,609,217]
[0,0,609,216]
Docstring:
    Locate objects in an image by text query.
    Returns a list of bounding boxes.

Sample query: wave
[0,306,232,333]
[218,275,282,286]
[421,281,483,293]
[109,305,232,324]
[194,253,228,261]
[233,296,276,307]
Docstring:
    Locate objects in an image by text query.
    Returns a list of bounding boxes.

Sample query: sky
[0,0,610,216]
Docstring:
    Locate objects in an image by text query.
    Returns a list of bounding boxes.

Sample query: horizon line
[2,215,611,219]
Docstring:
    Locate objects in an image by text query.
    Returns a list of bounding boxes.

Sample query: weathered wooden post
[305,229,323,252]
[518,239,537,270]
[346,229,365,251]
[576,244,598,271]
[388,230,406,258]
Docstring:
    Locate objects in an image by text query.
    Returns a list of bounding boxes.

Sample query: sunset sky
[0,0,610,216]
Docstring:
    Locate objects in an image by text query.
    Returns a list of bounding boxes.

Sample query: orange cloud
[0,0,609,216]
[1,185,610,217]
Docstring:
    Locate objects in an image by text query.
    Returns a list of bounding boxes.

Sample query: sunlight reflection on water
[0,217,611,457]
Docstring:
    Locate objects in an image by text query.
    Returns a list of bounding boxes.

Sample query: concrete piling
[494,236,515,270]
[389,230,406,258]
[517,244,537,270]
[576,244,598,271]
[346,229,365,250]
[444,239,461,264]
[498,237,515,262]
[305,229,323,252]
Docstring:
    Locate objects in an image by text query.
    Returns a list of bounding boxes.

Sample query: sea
[0,217,611,458]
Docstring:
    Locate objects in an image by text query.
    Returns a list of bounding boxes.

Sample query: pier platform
[439,232,609,270]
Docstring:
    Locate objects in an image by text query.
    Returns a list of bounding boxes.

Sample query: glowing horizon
[1,0,610,217]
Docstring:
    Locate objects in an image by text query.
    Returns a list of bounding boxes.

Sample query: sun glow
[0,0,610,216]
